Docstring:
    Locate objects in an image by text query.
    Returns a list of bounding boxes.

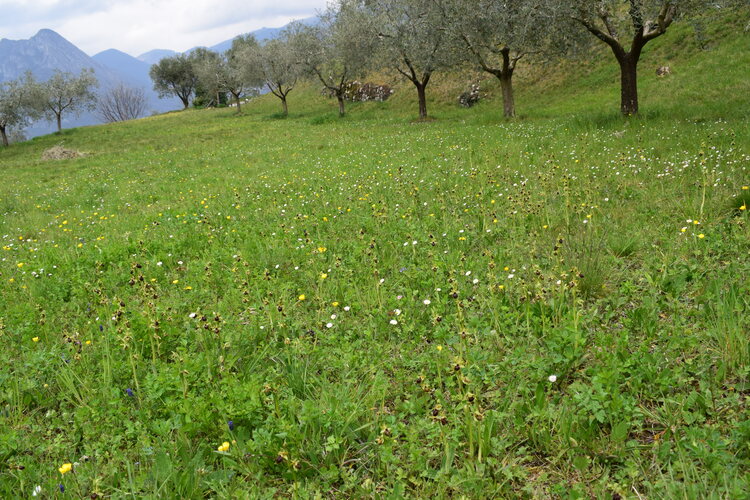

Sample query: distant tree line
[2,0,745,147]
[147,0,744,121]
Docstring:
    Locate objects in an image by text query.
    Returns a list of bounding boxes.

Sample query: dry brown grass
[41,145,85,161]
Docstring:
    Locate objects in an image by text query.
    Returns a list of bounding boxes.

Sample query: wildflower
[390,319,398,325]
[548,375,557,383]
[317,246,327,253]
[743,186,749,190]
[423,299,431,305]
[332,301,339,307]
[32,337,39,342]
[326,322,333,328]
[698,234,705,239]
[319,272,328,280]
[172,279,179,284]
[436,345,443,352]
[343,306,350,312]
[59,484,65,493]
[189,312,197,318]
[741,204,747,211]
[125,388,134,397]
[58,463,72,475]
[228,420,234,431]
[32,485,42,496]
[217,441,230,452]
[298,294,306,301]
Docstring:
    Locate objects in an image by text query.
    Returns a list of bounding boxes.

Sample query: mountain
[137,49,178,65]
[92,49,152,87]
[0,30,181,139]
[204,16,318,54]
[0,29,114,83]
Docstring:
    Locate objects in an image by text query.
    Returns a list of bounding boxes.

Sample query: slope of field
[1,13,749,498]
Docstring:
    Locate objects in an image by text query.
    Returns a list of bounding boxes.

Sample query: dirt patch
[42,145,85,161]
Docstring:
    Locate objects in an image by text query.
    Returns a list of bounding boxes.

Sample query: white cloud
[0,0,327,56]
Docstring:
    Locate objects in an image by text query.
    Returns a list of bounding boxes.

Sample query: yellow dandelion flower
[436,345,443,352]
[32,337,39,342]
[298,294,306,301]
[58,463,72,475]
[698,234,705,239]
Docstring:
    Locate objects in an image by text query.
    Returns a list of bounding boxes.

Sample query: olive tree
[190,48,226,107]
[195,36,263,114]
[445,0,558,118]
[0,73,38,147]
[560,0,732,115]
[367,0,457,120]
[288,1,376,117]
[37,69,99,132]
[149,54,198,109]
[241,36,301,116]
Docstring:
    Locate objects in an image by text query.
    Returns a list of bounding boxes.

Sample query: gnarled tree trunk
[337,94,346,117]
[0,125,8,147]
[618,54,639,115]
[416,83,428,120]
[499,74,515,118]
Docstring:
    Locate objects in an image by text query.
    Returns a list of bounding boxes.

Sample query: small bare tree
[98,84,147,123]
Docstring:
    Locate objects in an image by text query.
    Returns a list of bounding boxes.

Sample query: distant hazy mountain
[0,30,181,138]
[142,17,319,62]
[137,49,178,65]
[204,16,317,54]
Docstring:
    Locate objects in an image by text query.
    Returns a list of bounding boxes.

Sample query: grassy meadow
[1,15,750,498]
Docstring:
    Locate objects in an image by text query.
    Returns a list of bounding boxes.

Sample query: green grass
[1,14,750,498]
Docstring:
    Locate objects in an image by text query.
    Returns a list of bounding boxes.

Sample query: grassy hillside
[1,12,749,499]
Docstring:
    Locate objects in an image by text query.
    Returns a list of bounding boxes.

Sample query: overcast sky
[0,0,328,56]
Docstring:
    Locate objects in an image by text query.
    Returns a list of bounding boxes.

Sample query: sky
[0,0,328,56]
